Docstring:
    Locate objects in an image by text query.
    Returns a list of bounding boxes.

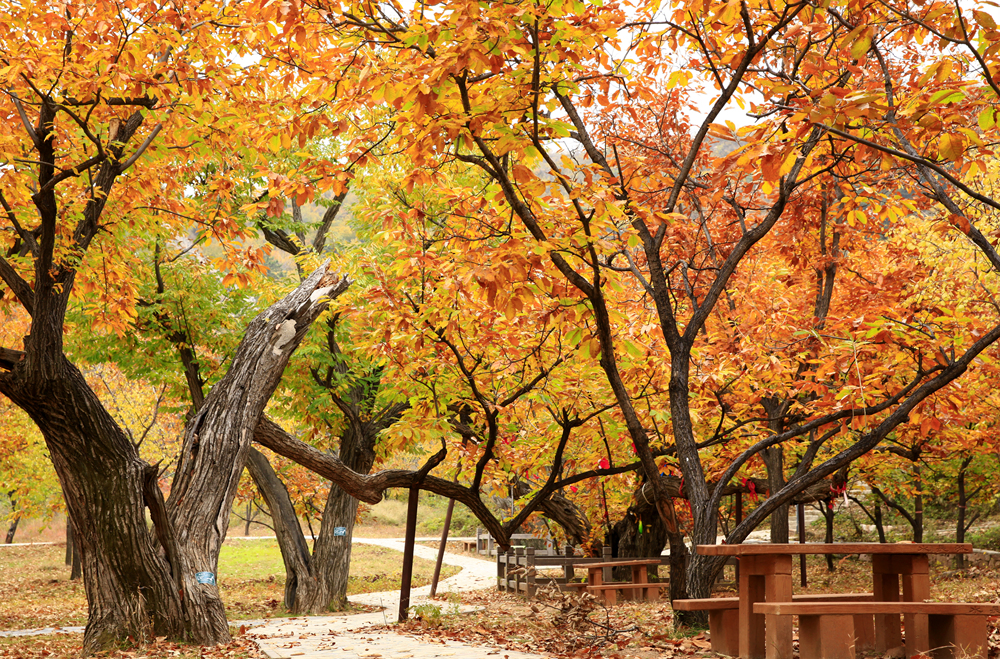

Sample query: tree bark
[0,264,348,654]
[4,494,19,544]
[245,448,317,609]
[956,456,973,569]
[163,265,349,645]
[874,503,887,543]
[823,499,835,571]
[513,480,592,545]
[66,519,82,579]
[763,446,789,543]
[611,506,668,582]
[761,398,790,544]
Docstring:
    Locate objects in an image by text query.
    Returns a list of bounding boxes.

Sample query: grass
[0,539,460,632]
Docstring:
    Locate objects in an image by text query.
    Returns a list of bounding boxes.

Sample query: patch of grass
[968,525,1000,551]
[221,541,461,619]
[0,540,460,631]
[357,492,480,537]
[0,544,88,629]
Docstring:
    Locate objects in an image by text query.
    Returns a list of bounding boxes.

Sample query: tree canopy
[5,0,1000,650]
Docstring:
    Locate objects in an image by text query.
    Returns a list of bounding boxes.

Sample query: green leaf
[850,31,872,59]
[624,341,644,358]
[929,89,966,105]
[978,107,996,131]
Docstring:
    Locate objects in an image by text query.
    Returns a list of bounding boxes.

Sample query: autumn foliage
[6,0,1000,650]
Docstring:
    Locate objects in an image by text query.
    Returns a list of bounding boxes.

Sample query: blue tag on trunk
[195,571,216,585]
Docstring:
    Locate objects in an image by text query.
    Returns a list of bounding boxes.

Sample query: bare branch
[118,123,162,172]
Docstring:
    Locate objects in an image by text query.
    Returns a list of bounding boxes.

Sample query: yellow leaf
[850,30,871,59]
[974,9,997,30]
[938,133,963,161]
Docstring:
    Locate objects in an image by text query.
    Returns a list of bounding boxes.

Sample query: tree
[11,0,1000,650]
[278,0,1000,607]
[0,3,357,650]
[0,6,600,647]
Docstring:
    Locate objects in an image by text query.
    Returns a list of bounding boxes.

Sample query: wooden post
[515,546,525,594]
[735,493,743,583]
[798,502,807,587]
[429,498,455,597]
[527,547,536,596]
[398,486,420,621]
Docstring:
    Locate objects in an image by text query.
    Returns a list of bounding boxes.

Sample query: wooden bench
[574,559,663,605]
[753,601,1000,659]
[673,593,875,657]
[585,581,669,602]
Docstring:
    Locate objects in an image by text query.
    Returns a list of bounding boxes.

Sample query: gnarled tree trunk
[0,265,348,653]
[246,448,318,608]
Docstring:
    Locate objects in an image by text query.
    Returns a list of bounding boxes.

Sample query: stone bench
[753,601,1000,659]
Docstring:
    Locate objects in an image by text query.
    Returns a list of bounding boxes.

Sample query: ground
[393,550,1000,659]
[5,505,1000,658]
[0,539,458,658]
[4,545,1000,658]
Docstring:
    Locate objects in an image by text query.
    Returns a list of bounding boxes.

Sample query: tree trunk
[66,521,74,565]
[874,503,887,543]
[956,458,971,569]
[5,514,19,544]
[611,506,667,581]
[823,498,835,571]
[5,368,188,653]
[666,528,688,604]
[0,265,347,654]
[299,418,380,613]
[244,501,253,536]
[912,464,923,543]
[677,503,726,627]
[304,485,360,611]
[66,519,82,579]
[761,398,790,544]
[245,447,317,610]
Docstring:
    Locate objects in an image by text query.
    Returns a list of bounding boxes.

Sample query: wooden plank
[572,559,664,569]
[754,602,1000,616]
[672,593,874,612]
[673,597,739,610]
[586,583,667,591]
[696,543,972,556]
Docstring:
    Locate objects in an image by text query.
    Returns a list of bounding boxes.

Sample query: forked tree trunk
[304,486,360,611]
[0,265,347,654]
[294,419,379,613]
[246,448,318,608]
[246,362,391,613]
